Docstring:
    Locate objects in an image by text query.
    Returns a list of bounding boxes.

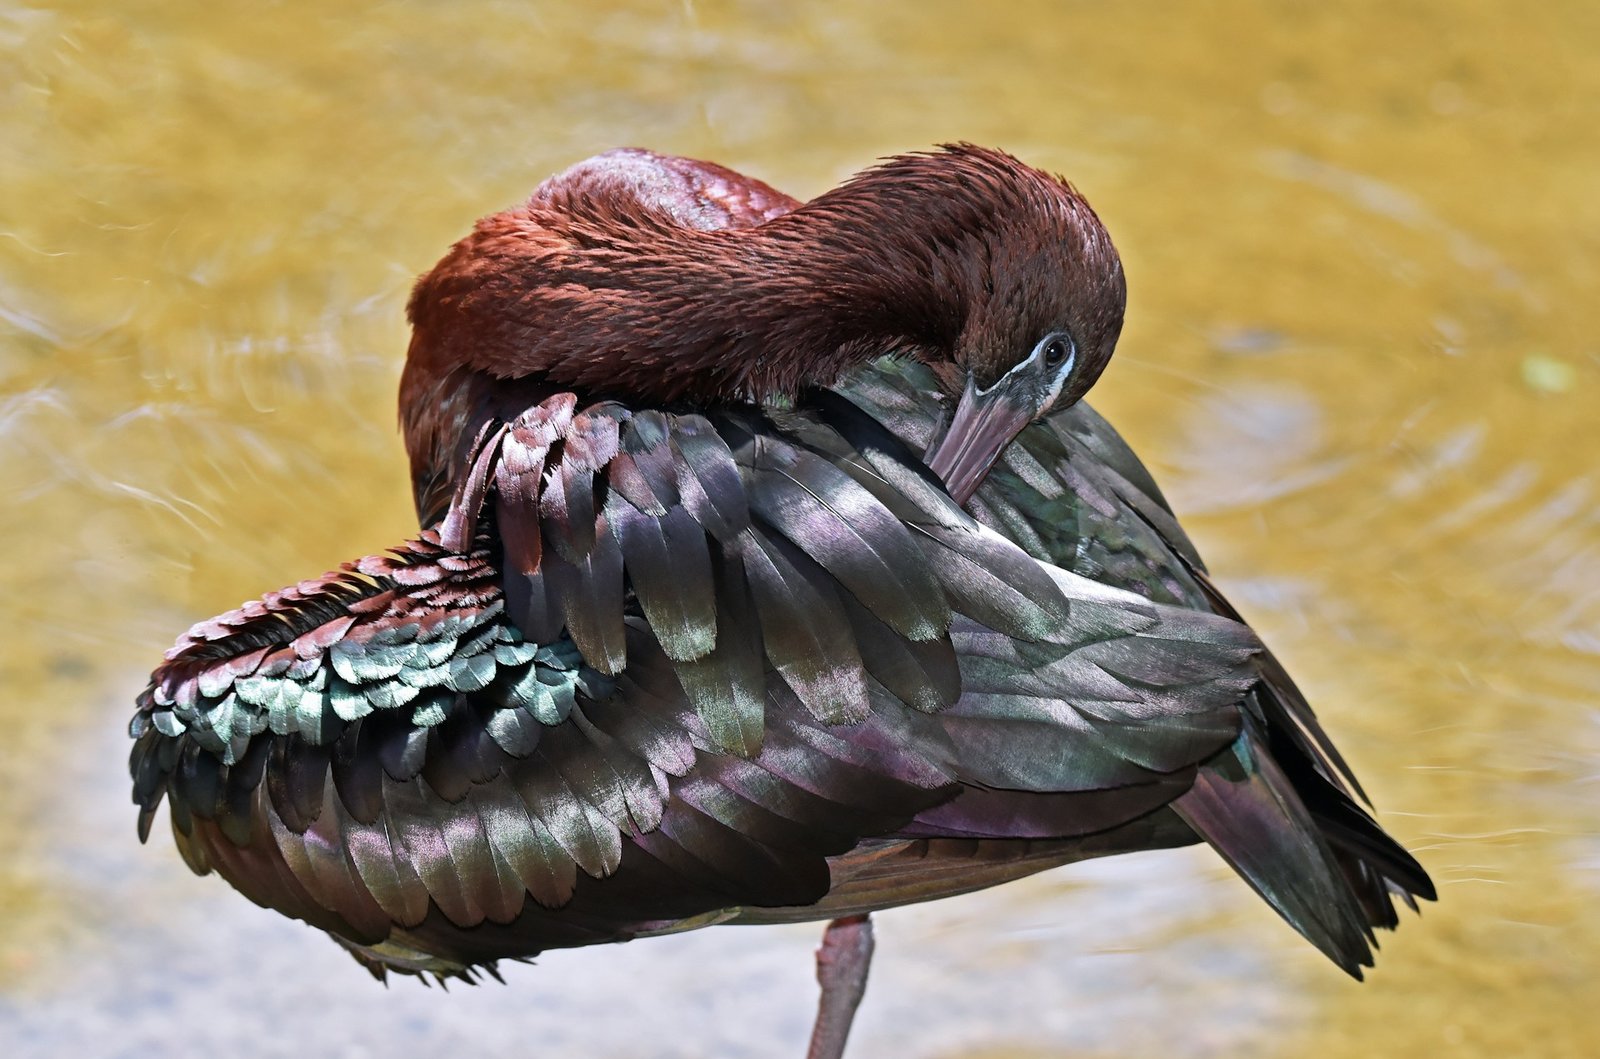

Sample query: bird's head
[909,146,1126,503]
[400,144,1125,508]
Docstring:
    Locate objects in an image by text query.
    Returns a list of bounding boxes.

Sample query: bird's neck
[402,172,987,410]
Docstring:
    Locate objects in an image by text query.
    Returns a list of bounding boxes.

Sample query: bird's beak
[925,374,1035,506]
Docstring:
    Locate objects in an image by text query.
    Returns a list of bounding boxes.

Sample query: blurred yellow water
[2,1,1596,1056]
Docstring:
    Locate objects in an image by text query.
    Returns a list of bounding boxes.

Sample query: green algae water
[2,1,1595,1055]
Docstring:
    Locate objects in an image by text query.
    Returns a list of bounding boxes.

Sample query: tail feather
[1174,718,1380,977]
[1165,568,1433,973]
[1176,707,1434,977]
[1312,782,1435,928]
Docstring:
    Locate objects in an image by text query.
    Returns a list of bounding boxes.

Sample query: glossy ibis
[130,146,1433,1058]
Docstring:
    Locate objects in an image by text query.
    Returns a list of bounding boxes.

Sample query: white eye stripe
[974,332,1077,398]
[1041,347,1077,406]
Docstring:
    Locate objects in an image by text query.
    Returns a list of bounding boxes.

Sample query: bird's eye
[1043,338,1070,369]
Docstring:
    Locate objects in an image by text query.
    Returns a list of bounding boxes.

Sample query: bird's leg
[805,914,875,1059]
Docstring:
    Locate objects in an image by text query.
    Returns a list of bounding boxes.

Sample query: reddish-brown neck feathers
[402,145,1122,415]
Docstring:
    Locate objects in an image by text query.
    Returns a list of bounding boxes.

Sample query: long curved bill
[924,376,1034,506]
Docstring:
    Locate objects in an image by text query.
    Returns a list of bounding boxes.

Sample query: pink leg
[805,914,875,1059]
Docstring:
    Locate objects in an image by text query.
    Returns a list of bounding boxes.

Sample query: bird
[129,145,1434,1059]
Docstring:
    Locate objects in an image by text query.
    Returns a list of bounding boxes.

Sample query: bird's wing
[131,388,1266,972]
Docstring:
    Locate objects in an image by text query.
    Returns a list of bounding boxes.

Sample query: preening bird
[130,146,1433,1059]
